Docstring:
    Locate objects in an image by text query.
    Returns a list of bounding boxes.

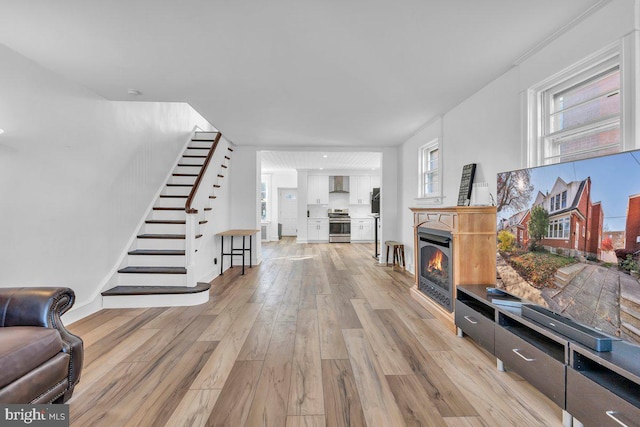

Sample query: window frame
[547,216,571,239]
[260,174,271,221]
[417,138,441,199]
[526,42,637,167]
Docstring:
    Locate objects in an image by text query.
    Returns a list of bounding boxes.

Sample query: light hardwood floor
[67,238,561,426]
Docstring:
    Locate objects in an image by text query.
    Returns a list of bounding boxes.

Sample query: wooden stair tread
[137,234,202,239]
[102,282,211,296]
[166,183,193,187]
[128,249,185,256]
[186,146,211,150]
[118,266,187,274]
[159,195,188,198]
[153,207,184,211]
[191,138,217,142]
[182,155,207,158]
[172,173,198,177]
[177,163,203,167]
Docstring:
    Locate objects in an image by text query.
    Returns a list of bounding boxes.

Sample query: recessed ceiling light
[127,89,142,96]
[322,154,328,158]
[0,129,4,135]
[320,167,324,170]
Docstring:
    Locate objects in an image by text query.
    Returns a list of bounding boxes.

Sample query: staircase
[102,131,233,308]
[620,273,640,342]
[554,263,586,288]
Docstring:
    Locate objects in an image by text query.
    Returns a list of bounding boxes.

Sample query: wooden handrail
[185,132,222,214]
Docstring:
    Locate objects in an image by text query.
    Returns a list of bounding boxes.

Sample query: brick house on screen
[520,177,604,259]
[625,194,640,253]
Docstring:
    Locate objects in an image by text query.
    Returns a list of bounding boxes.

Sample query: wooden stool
[384,241,405,269]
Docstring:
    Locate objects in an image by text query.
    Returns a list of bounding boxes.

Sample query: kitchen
[260,151,382,250]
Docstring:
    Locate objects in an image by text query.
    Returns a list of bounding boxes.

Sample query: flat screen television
[496,149,640,345]
[371,187,380,214]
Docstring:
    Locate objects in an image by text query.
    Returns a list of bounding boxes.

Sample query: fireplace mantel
[410,206,497,328]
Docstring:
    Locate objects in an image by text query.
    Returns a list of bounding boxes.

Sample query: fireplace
[418,227,453,312]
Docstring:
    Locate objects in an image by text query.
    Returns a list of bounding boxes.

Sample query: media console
[456,284,640,427]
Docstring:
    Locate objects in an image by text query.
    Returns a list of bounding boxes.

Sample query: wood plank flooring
[67,238,561,426]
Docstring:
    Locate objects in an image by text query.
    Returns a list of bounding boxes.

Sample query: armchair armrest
[0,287,75,328]
[0,287,84,398]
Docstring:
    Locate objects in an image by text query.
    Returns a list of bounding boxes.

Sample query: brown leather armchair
[0,287,83,403]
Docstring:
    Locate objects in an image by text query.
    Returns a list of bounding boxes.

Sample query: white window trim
[547,216,571,239]
[525,40,637,167]
[260,173,271,222]
[416,138,442,203]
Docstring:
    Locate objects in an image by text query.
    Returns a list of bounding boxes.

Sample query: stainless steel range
[328,209,351,243]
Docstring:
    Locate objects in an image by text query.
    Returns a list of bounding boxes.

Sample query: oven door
[329,221,351,242]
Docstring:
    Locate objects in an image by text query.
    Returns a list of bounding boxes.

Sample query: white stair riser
[117,273,187,286]
[151,210,186,221]
[127,254,186,267]
[174,165,202,175]
[102,291,208,309]
[188,141,213,150]
[184,148,209,157]
[144,222,186,234]
[163,186,192,196]
[193,131,219,141]
[180,157,206,166]
[170,175,197,185]
[136,238,185,250]
[156,197,188,208]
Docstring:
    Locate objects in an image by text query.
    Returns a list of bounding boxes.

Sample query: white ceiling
[261,150,381,172]
[0,0,603,148]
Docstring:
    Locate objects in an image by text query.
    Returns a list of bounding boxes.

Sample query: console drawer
[495,326,565,407]
[455,300,495,354]
[567,367,640,426]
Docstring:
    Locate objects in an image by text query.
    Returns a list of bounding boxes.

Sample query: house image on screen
[625,193,640,253]
[518,177,604,259]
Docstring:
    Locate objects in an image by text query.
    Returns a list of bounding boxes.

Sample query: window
[528,45,628,166]
[260,175,269,221]
[550,190,567,212]
[548,217,570,239]
[419,139,440,197]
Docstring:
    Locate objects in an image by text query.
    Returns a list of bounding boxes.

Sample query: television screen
[496,149,640,345]
[371,187,380,214]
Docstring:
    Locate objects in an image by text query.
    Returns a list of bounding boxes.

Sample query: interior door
[279,188,298,236]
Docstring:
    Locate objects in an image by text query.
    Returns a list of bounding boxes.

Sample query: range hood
[329,176,350,193]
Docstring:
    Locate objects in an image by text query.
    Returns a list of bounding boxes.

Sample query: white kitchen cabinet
[371,175,381,189]
[307,219,329,241]
[308,175,329,205]
[349,175,371,205]
[351,218,373,241]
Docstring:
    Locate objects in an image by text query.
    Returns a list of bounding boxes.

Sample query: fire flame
[427,251,443,272]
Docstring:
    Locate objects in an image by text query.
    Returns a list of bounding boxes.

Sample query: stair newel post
[185,210,198,287]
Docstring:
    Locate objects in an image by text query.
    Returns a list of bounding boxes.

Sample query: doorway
[279,188,298,236]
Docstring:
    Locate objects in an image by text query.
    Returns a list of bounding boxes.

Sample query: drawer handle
[512,348,534,362]
[464,316,478,325]
[605,411,629,427]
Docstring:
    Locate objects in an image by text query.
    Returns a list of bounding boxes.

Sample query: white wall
[194,136,233,282]
[399,0,639,275]
[0,44,214,313]
[230,146,262,264]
